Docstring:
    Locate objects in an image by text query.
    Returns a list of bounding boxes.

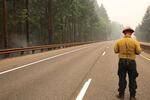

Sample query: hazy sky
[96,0,150,29]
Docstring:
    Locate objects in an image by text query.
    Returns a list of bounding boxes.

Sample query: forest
[0,0,123,49]
[135,6,150,42]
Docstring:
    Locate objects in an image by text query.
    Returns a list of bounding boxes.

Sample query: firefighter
[114,27,142,100]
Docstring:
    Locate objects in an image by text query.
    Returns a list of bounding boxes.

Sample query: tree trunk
[68,19,72,43]
[2,0,8,48]
[48,0,53,44]
[26,0,29,46]
[73,22,76,42]
[13,0,17,34]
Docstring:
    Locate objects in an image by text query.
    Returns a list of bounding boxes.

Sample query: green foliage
[1,0,113,49]
[18,9,28,23]
[135,6,150,42]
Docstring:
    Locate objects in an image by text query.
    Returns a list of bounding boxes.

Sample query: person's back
[114,27,142,100]
[114,34,141,60]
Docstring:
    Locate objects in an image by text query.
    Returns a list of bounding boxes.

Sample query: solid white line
[140,54,150,61]
[76,79,92,100]
[0,46,88,75]
[102,51,106,56]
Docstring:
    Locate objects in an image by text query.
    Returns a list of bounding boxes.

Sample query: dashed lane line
[102,51,106,56]
[76,78,92,100]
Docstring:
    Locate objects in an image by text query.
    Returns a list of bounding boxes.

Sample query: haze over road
[96,0,150,28]
[0,42,150,100]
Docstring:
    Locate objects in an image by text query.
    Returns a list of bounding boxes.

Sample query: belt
[119,58,135,62]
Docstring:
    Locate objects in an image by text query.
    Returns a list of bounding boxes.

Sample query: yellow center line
[140,54,150,61]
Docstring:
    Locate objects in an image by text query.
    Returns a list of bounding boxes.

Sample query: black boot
[117,94,124,100]
[130,96,136,100]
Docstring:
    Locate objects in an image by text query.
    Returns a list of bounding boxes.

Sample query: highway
[0,42,150,100]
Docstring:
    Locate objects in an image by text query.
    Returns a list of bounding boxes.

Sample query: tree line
[135,6,150,42]
[0,0,123,49]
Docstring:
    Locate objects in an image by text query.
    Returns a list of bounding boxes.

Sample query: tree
[135,6,150,42]
[47,0,53,44]
[2,0,8,48]
[0,0,4,49]
[0,0,113,49]
[26,0,29,46]
[13,0,17,35]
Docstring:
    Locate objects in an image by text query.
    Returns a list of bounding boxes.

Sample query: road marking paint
[140,54,150,61]
[102,51,106,56]
[76,78,92,100]
[0,46,88,75]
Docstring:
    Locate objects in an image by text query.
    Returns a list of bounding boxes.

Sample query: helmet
[123,27,134,34]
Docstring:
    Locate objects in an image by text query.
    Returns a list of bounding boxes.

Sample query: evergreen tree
[135,6,150,42]
[0,0,113,49]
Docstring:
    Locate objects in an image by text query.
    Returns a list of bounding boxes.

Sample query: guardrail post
[41,49,44,52]
[21,51,24,55]
[32,50,35,54]
[48,48,51,51]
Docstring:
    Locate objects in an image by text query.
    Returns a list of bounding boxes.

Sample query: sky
[96,0,150,29]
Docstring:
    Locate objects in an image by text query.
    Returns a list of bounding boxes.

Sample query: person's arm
[114,41,119,53]
[135,40,142,55]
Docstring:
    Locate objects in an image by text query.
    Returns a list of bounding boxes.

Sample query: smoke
[10,33,27,48]
[131,34,137,39]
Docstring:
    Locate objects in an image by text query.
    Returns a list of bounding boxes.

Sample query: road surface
[0,42,150,100]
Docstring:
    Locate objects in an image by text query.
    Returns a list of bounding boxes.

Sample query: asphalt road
[0,42,150,100]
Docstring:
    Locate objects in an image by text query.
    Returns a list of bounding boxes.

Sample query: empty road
[0,42,150,100]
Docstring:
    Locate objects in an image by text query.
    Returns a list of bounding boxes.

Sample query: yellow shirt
[114,35,142,60]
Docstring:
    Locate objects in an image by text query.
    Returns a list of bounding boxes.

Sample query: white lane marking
[76,78,92,100]
[140,54,150,61]
[0,46,88,75]
[102,51,106,56]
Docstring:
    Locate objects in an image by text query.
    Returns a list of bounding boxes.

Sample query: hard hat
[123,27,134,34]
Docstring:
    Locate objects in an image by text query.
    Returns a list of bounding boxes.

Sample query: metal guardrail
[0,41,149,59]
[141,42,150,53]
[0,42,93,59]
